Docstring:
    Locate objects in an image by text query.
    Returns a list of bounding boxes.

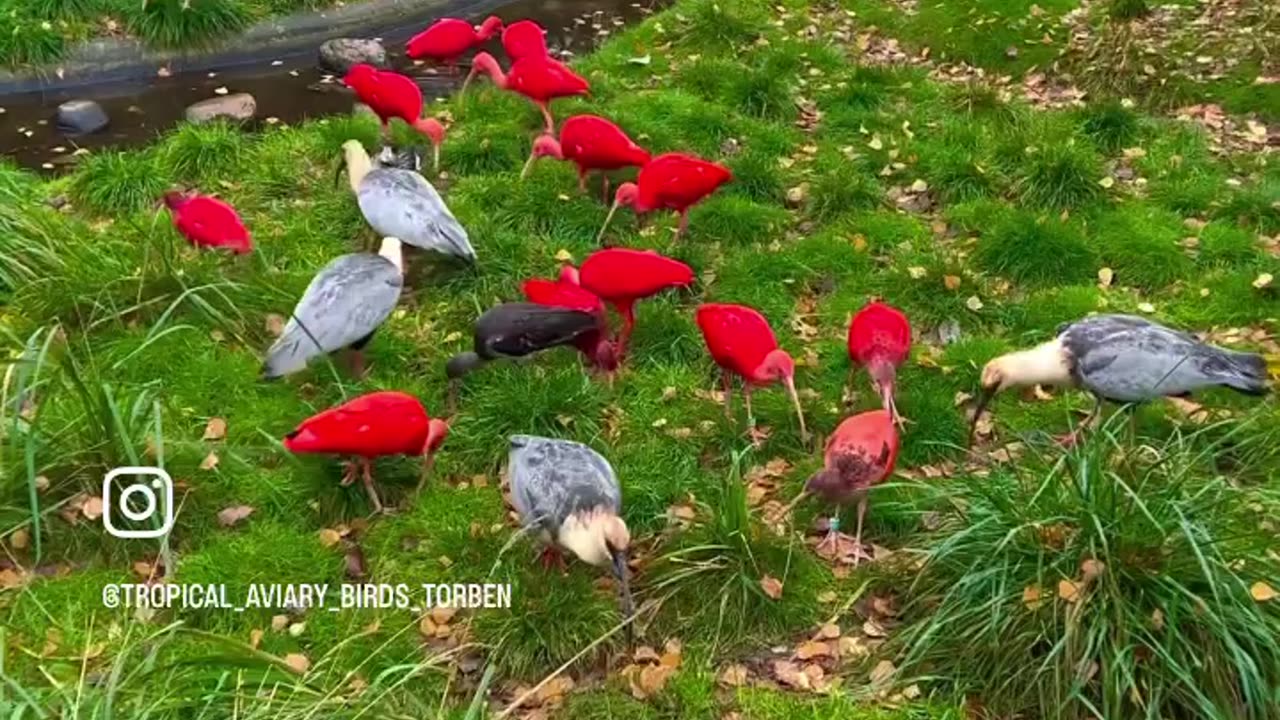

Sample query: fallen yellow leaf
[283,653,310,674]
[1023,585,1044,610]
[1058,578,1081,603]
[760,575,783,600]
[202,417,227,441]
[1250,581,1277,602]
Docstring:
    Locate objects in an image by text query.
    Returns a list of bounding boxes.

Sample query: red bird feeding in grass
[283,391,449,514]
[578,248,693,357]
[342,64,446,168]
[163,191,252,255]
[460,51,589,134]
[801,409,898,565]
[597,152,732,243]
[521,114,651,199]
[502,19,548,61]
[848,299,911,426]
[405,16,503,72]
[521,274,605,315]
[696,303,808,441]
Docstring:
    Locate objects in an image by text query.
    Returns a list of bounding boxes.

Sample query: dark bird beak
[967,386,997,447]
[333,156,348,189]
[611,549,634,622]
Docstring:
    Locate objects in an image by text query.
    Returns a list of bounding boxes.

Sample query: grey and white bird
[507,434,634,618]
[339,140,476,264]
[970,314,1272,444]
[262,237,404,379]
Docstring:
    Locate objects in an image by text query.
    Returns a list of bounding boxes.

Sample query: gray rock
[54,99,109,135]
[318,38,386,73]
[185,93,256,124]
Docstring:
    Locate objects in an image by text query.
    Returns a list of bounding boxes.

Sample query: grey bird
[375,144,423,172]
[444,302,618,409]
[508,434,634,619]
[969,314,1272,445]
[262,238,404,379]
[338,140,476,264]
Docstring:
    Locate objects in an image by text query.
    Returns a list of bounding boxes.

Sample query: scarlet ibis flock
[157,14,1272,615]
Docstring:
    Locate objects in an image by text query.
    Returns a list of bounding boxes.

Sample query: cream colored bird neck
[344,144,373,193]
[558,508,614,567]
[377,237,404,274]
[998,338,1074,389]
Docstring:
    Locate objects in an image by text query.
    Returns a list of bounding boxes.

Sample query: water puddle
[0,0,660,172]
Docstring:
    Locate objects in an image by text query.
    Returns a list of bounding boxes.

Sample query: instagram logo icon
[103,467,175,539]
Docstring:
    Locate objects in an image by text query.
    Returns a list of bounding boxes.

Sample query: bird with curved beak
[968,313,1273,447]
[520,115,650,201]
[337,140,475,265]
[283,391,449,514]
[848,299,911,428]
[508,435,634,620]
[596,152,731,244]
[459,51,589,134]
[695,303,809,443]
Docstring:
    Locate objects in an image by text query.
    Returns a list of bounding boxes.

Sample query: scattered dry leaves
[202,417,227,441]
[760,575,784,600]
[216,505,254,527]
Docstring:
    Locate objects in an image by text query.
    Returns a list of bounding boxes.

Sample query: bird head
[424,418,450,455]
[445,351,484,380]
[161,189,190,210]
[867,360,902,426]
[604,514,634,619]
[414,117,445,147]
[559,264,581,285]
[596,183,640,243]
[762,349,809,442]
[342,63,376,89]
[460,52,503,95]
[520,135,563,179]
[476,15,504,40]
[336,140,372,191]
[592,338,621,373]
[562,509,634,619]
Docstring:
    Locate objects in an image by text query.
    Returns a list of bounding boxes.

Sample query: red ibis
[520,114,650,199]
[803,409,899,565]
[162,191,252,255]
[342,64,446,169]
[502,19,548,62]
[597,152,732,243]
[696,303,808,441]
[848,299,911,426]
[283,391,449,513]
[460,51,589,134]
[577,248,693,357]
[405,16,503,73]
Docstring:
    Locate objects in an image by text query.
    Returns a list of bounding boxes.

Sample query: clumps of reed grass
[72,149,170,214]
[676,0,769,51]
[974,210,1097,286]
[882,424,1280,720]
[121,0,251,49]
[1091,203,1192,289]
[1016,138,1104,211]
[0,2,66,66]
[162,121,247,182]
[1079,100,1141,154]
[809,158,883,221]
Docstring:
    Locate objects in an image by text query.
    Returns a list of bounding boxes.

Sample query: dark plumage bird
[508,434,633,618]
[970,314,1272,444]
[803,410,898,566]
[262,238,404,379]
[444,302,618,405]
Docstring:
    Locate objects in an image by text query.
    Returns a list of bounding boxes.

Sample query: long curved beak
[781,488,810,516]
[611,549,634,621]
[520,151,538,180]
[968,386,997,447]
[783,375,809,443]
[880,382,904,430]
[596,200,620,244]
[416,452,436,493]
[333,156,348,189]
[432,144,440,175]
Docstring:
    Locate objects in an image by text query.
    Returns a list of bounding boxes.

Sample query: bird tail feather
[261,321,318,379]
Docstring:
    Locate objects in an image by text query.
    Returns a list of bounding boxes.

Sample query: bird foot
[814,530,871,566]
[538,546,568,574]
[340,461,359,486]
[1055,430,1085,448]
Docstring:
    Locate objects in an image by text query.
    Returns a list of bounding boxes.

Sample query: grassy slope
[0,0,333,67]
[1,0,1278,716]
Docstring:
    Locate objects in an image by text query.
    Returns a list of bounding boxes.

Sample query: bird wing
[286,392,426,455]
[580,248,693,299]
[177,197,249,246]
[1062,314,1257,401]
[358,169,476,261]
[522,278,604,313]
[509,435,620,532]
[476,303,600,359]
[502,21,547,61]
[696,304,776,374]
[640,154,732,207]
[511,57,589,100]
[263,254,402,378]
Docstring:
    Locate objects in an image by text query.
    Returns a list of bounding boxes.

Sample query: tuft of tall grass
[1017,139,1103,211]
[72,149,171,214]
[1108,0,1149,20]
[881,422,1280,719]
[809,157,883,221]
[1090,203,1192,290]
[676,0,769,51]
[0,2,66,66]
[975,210,1097,286]
[29,0,101,20]
[1080,100,1141,154]
[161,121,248,182]
[121,0,251,49]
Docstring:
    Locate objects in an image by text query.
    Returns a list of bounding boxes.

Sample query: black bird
[970,314,1273,445]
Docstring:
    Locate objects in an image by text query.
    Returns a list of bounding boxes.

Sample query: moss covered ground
[1,0,1278,717]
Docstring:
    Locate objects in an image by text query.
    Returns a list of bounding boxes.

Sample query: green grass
[3,0,1279,718]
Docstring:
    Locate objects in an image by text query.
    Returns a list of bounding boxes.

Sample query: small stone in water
[41,163,54,170]
[214,86,229,95]
[208,72,217,78]
[289,70,300,77]
[271,60,283,66]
